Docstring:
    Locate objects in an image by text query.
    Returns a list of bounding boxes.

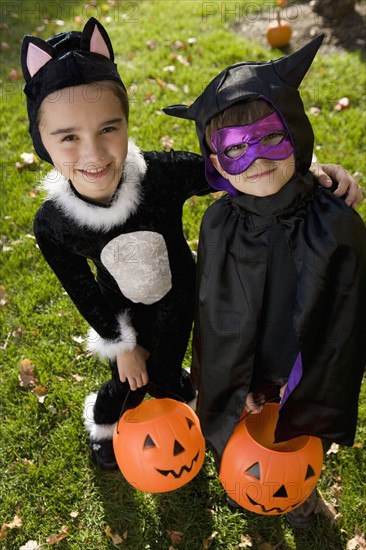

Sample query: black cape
[192,173,366,468]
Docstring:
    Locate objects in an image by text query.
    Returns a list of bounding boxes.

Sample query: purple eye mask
[211,111,294,175]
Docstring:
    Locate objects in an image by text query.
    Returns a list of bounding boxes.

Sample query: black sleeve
[33,203,136,351]
[143,149,213,202]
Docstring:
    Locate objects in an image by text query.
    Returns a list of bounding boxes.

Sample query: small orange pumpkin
[219,403,323,515]
[266,18,292,48]
[113,398,205,493]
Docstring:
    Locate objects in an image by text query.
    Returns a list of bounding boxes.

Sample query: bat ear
[21,36,55,81]
[273,34,325,89]
[81,17,114,60]
[162,104,196,120]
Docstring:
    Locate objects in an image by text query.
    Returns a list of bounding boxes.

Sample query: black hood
[21,17,125,164]
[163,35,324,192]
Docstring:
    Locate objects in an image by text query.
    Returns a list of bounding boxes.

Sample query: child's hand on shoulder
[117,345,150,390]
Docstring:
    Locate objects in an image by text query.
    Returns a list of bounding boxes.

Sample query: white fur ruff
[40,140,147,231]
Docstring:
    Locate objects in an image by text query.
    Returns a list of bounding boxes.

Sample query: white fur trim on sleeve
[86,311,137,360]
[83,392,117,440]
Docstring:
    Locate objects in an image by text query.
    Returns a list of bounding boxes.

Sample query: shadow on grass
[229,503,346,550]
[94,466,213,550]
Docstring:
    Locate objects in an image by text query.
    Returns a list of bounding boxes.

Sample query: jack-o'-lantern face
[113,398,205,493]
[219,403,323,515]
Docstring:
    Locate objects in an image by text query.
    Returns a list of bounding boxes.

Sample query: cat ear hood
[163,35,324,193]
[21,17,125,164]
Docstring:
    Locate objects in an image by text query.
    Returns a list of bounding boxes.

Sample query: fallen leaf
[238,533,253,547]
[167,529,184,545]
[176,54,190,67]
[8,68,21,80]
[167,83,179,92]
[326,443,339,454]
[1,42,10,51]
[146,39,156,50]
[18,358,38,388]
[309,106,321,116]
[161,135,174,151]
[330,483,343,504]
[4,514,22,529]
[70,511,79,518]
[0,525,8,539]
[203,532,218,549]
[334,97,350,111]
[72,374,84,382]
[46,525,69,545]
[21,152,38,164]
[353,442,363,449]
[16,152,38,170]
[34,385,48,399]
[72,335,84,344]
[105,525,124,545]
[19,541,39,550]
[156,77,167,88]
[347,528,366,549]
[0,285,8,307]
[144,92,156,104]
[314,492,338,523]
[173,40,185,50]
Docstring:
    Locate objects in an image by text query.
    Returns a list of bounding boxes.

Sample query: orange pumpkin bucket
[219,403,323,515]
[113,398,205,493]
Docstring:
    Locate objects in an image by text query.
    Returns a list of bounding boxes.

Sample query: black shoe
[286,489,317,529]
[90,438,118,470]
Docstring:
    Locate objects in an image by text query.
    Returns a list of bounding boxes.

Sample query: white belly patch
[101,231,172,304]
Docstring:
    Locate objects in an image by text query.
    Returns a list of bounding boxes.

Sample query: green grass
[1,1,365,548]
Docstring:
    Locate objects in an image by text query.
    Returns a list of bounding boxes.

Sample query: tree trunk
[311,0,356,18]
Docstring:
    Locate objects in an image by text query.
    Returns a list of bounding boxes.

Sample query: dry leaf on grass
[46,525,70,545]
[105,525,127,545]
[4,514,22,529]
[19,541,40,550]
[203,531,218,549]
[238,534,253,547]
[326,443,340,455]
[167,529,184,545]
[334,97,350,111]
[314,492,340,523]
[71,374,84,382]
[347,528,366,549]
[18,358,37,388]
[0,285,8,307]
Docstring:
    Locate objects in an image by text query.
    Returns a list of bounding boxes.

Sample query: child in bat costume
[164,36,366,525]
[21,19,360,473]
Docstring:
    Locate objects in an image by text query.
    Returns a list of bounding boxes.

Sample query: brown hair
[37,79,129,127]
[98,80,129,122]
[205,99,274,151]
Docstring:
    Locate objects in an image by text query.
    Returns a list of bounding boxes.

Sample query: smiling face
[211,154,296,197]
[38,82,128,204]
[209,110,296,197]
